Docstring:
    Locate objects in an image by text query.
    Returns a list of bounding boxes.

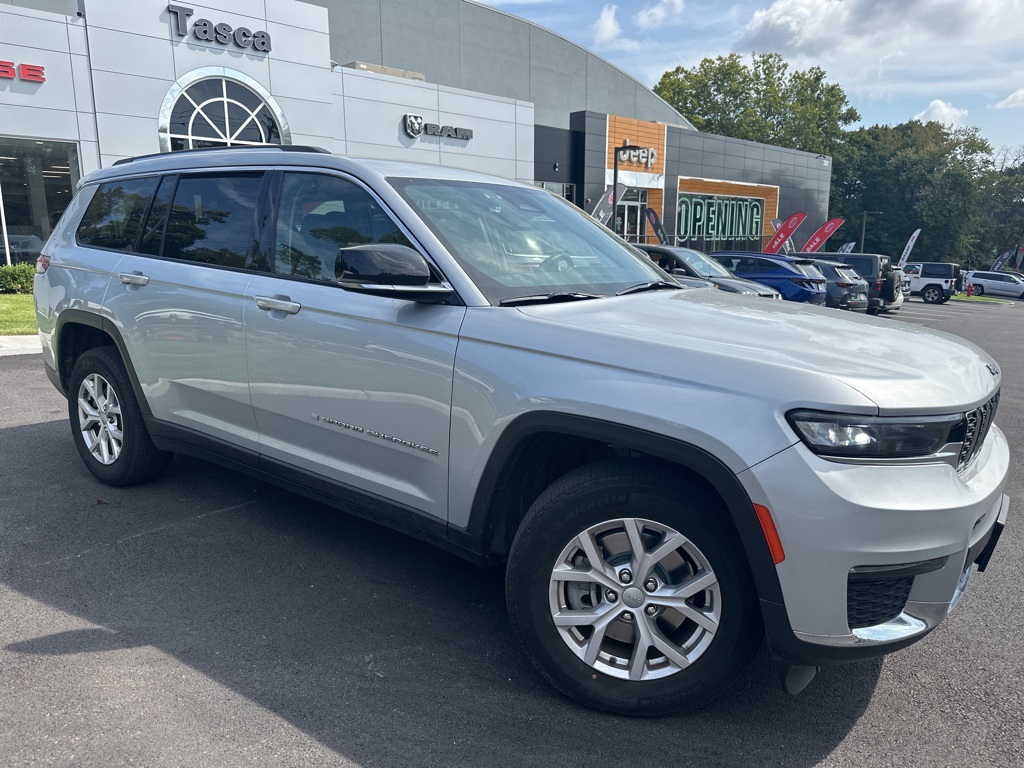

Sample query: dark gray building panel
[461,2,531,102]
[318,0,384,68]
[377,0,464,85]
[529,26,590,127]
[306,0,694,131]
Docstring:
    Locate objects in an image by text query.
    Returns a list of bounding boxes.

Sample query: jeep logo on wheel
[404,113,424,138]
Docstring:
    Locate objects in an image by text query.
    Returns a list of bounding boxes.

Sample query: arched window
[158,68,291,152]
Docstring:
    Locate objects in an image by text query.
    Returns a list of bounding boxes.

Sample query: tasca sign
[404,113,473,141]
[168,4,272,52]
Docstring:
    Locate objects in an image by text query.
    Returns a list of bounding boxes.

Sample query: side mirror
[335,244,453,304]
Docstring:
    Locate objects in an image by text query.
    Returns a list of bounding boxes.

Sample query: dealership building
[0,0,832,264]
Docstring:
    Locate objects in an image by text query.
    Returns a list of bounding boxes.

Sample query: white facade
[0,0,535,177]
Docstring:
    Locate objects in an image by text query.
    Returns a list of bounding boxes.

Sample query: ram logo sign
[403,114,473,141]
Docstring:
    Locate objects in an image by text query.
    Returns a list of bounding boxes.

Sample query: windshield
[674,248,732,278]
[389,178,667,304]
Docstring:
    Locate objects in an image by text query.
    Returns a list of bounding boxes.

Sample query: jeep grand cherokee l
[34,146,1009,715]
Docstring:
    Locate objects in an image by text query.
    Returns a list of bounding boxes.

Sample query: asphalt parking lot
[1,299,1022,767]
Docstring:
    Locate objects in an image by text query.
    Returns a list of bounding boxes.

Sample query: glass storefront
[614,188,647,243]
[0,137,80,265]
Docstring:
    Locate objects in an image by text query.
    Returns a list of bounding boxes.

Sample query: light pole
[611,141,633,233]
[860,210,882,252]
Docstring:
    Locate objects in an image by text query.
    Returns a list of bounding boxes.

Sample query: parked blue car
[710,251,828,304]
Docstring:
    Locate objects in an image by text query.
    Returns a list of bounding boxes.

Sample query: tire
[973,285,984,296]
[939,296,950,304]
[882,273,899,302]
[921,285,942,303]
[68,346,172,486]
[506,459,761,716]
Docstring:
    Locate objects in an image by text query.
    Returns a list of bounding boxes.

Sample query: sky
[477,0,1024,151]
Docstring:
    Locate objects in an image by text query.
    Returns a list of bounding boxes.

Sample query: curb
[0,335,41,356]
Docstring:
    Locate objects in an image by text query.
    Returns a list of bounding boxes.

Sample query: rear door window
[921,263,950,278]
[75,177,159,251]
[162,173,264,268]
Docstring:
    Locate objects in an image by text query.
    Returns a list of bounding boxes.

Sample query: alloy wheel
[548,516,721,681]
[77,373,123,465]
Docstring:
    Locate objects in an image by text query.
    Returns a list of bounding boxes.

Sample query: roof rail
[112,145,332,166]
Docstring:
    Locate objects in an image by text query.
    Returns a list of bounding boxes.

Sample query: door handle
[254,295,301,315]
[118,271,149,286]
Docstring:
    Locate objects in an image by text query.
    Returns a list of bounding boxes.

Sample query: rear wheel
[68,347,172,486]
[506,459,761,715]
[921,285,942,303]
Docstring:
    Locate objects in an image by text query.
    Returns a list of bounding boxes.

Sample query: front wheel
[973,285,985,296]
[506,459,761,715]
[68,347,172,486]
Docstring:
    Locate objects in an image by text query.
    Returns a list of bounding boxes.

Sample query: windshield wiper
[615,280,684,296]
[499,292,604,307]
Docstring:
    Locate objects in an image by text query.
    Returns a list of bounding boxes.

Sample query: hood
[513,289,999,413]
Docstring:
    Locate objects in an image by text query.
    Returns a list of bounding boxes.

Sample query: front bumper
[740,425,1010,665]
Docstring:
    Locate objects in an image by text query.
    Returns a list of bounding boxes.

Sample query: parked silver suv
[34,147,1009,715]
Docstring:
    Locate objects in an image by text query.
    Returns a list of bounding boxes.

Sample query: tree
[653,53,860,154]
[829,122,992,262]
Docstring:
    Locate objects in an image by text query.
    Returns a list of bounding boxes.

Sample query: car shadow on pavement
[1,420,881,767]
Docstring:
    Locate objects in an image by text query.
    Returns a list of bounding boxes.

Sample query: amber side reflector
[753,503,785,565]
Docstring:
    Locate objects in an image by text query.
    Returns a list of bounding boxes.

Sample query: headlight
[786,410,965,462]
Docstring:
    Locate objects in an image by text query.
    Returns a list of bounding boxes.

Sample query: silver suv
[34,147,1009,715]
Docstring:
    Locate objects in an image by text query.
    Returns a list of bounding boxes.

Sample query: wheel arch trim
[454,411,784,604]
[53,310,152,417]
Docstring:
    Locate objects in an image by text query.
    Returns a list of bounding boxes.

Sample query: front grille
[958,390,1000,471]
[847,576,914,629]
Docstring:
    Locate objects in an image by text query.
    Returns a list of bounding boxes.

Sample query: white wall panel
[0,43,75,112]
[264,21,329,69]
[437,89,516,122]
[88,28,175,80]
[91,71,172,120]
[0,9,68,50]
[94,113,161,158]
[170,40,271,84]
[268,59,332,105]
[341,70,439,112]
[272,95,332,139]
[1,104,81,142]
[69,53,95,114]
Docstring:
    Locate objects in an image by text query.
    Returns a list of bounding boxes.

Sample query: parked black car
[636,244,781,298]
[810,259,869,312]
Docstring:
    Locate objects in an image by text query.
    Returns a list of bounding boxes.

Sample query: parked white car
[965,270,1024,299]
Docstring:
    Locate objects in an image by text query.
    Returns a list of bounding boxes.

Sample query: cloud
[914,99,968,126]
[636,0,686,30]
[996,89,1024,109]
[591,4,640,50]
[593,5,622,45]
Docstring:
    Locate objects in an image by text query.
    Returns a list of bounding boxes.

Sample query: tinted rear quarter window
[921,263,952,278]
[76,177,158,251]
[842,256,874,278]
[163,173,264,268]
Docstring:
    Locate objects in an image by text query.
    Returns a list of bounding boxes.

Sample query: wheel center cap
[622,587,645,608]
